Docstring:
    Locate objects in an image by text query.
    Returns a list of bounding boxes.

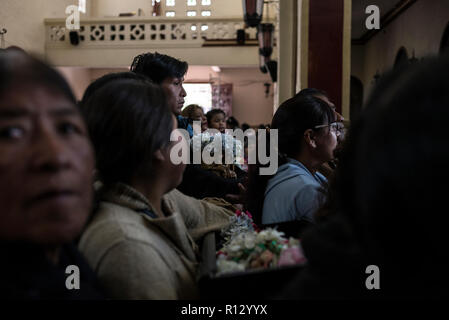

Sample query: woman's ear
[153,149,166,162]
[304,129,317,148]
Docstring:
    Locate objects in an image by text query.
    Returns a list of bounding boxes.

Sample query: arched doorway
[440,22,449,54]
[394,47,409,68]
[350,76,364,121]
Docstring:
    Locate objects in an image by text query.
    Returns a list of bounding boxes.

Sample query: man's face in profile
[161,77,187,116]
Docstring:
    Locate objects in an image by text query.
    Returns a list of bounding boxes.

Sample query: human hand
[224,183,246,204]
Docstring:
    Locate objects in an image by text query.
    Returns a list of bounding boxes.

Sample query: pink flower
[278,247,307,267]
[252,223,260,232]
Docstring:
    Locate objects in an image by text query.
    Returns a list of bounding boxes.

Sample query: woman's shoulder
[79,202,167,262]
[275,161,310,177]
[83,201,146,236]
[266,162,311,193]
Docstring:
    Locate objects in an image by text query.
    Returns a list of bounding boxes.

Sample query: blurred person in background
[283,56,449,299]
[182,104,208,132]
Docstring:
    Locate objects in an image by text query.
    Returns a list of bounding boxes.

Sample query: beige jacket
[78,184,233,300]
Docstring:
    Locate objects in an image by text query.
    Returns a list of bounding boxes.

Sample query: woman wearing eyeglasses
[247,95,338,225]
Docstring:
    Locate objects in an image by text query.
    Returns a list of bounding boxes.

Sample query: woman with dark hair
[78,74,232,299]
[295,88,344,122]
[247,95,338,225]
[285,56,449,299]
[0,50,102,299]
[80,71,150,106]
[181,104,207,132]
[295,88,346,180]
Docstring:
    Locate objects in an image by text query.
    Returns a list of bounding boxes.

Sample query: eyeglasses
[313,122,343,135]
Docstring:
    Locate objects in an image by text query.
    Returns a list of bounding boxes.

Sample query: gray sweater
[79,184,232,299]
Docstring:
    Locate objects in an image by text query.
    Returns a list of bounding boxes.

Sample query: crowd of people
[1,47,448,299]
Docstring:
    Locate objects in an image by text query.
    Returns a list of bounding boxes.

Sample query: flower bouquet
[216,211,306,275]
[198,211,307,299]
[220,210,259,245]
[191,132,244,179]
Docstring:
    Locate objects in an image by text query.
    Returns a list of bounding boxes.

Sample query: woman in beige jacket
[79,73,232,299]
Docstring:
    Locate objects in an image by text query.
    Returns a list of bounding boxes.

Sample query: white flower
[191,132,245,165]
[256,229,285,243]
[244,234,256,249]
[229,244,242,253]
[216,259,246,274]
[221,212,255,245]
[217,225,302,274]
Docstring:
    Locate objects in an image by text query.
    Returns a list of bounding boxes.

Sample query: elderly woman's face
[0,84,95,245]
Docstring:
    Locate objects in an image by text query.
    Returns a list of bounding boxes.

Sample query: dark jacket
[176,115,245,199]
[177,115,193,137]
[178,164,243,199]
[0,242,104,299]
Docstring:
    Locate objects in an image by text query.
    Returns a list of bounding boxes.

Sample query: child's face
[209,113,226,133]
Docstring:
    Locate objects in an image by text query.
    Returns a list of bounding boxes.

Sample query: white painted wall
[91,0,244,18]
[90,0,277,18]
[91,0,152,17]
[0,0,89,57]
[89,67,128,81]
[2,0,272,69]
[47,46,261,68]
[219,67,274,126]
[56,66,93,101]
[185,65,274,126]
[185,65,219,81]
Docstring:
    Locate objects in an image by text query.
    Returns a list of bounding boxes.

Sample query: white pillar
[275,0,298,111]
